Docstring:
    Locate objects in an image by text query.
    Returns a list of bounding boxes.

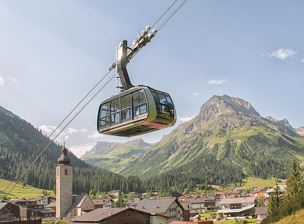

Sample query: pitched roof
[46,201,56,208]
[220,197,256,205]
[66,195,87,215]
[92,199,111,206]
[180,202,190,210]
[71,207,149,222]
[133,197,180,215]
[217,204,255,214]
[0,203,8,210]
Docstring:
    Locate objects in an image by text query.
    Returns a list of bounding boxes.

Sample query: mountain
[81,139,152,173]
[121,95,304,191]
[0,106,144,195]
[297,127,304,136]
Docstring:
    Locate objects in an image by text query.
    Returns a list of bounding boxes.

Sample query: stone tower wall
[56,164,73,219]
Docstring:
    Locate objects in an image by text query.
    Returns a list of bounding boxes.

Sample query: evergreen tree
[282,160,304,215]
[285,160,303,200]
[267,184,281,222]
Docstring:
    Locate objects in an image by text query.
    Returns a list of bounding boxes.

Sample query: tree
[285,160,303,200]
[267,184,281,222]
[281,160,304,215]
[113,191,127,208]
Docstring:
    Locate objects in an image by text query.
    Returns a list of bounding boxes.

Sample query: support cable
[1,70,115,196]
[1,0,189,196]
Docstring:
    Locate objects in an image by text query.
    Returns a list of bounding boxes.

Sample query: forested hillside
[82,139,151,173]
[0,106,143,194]
[122,95,304,190]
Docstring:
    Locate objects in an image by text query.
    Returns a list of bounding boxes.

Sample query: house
[65,194,95,218]
[71,207,150,224]
[7,198,55,220]
[92,199,112,209]
[255,207,268,223]
[188,196,216,216]
[45,201,56,211]
[217,197,256,218]
[180,202,190,221]
[0,202,20,221]
[131,197,184,224]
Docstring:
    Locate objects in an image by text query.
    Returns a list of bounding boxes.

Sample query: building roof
[57,144,71,165]
[133,197,181,215]
[29,207,55,214]
[217,204,255,214]
[0,203,7,210]
[92,199,111,206]
[180,202,190,210]
[219,197,256,205]
[255,207,268,215]
[71,207,149,222]
[46,201,56,208]
[66,194,91,215]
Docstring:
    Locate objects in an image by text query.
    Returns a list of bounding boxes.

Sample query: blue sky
[1,0,304,157]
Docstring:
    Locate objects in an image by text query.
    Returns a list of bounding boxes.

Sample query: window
[151,90,174,116]
[99,103,110,127]
[121,95,132,121]
[110,99,120,124]
[65,169,68,175]
[133,90,147,117]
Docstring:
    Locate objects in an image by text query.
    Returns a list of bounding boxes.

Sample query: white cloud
[67,128,78,134]
[38,125,89,144]
[39,125,68,142]
[0,76,17,86]
[69,143,95,158]
[302,59,304,63]
[0,76,4,86]
[177,115,195,123]
[269,48,297,60]
[207,79,227,85]
[88,132,100,139]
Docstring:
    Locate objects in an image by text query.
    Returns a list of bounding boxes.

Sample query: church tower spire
[56,143,73,219]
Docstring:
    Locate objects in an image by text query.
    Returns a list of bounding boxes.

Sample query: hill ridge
[120,95,304,191]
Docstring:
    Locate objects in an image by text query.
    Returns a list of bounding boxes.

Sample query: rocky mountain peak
[198,95,260,121]
[125,138,151,148]
[297,126,304,136]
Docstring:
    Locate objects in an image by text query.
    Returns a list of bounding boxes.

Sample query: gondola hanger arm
[108,26,157,91]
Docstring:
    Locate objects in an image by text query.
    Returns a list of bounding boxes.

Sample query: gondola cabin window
[151,90,174,116]
[133,90,147,117]
[121,94,132,121]
[99,103,110,127]
[110,99,120,124]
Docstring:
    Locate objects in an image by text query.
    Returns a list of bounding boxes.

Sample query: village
[0,146,285,224]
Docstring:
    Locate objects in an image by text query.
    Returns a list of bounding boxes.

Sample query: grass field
[211,177,281,193]
[216,219,256,224]
[241,177,280,189]
[0,178,54,198]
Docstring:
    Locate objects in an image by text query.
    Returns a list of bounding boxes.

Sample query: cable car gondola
[97,27,176,137]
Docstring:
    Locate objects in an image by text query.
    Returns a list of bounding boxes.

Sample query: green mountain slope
[0,178,54,198]
[0,106,143,194]
[121,95,304,187]
[81,139,152,173]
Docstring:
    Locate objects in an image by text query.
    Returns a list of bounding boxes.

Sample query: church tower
[56,144,73,219]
